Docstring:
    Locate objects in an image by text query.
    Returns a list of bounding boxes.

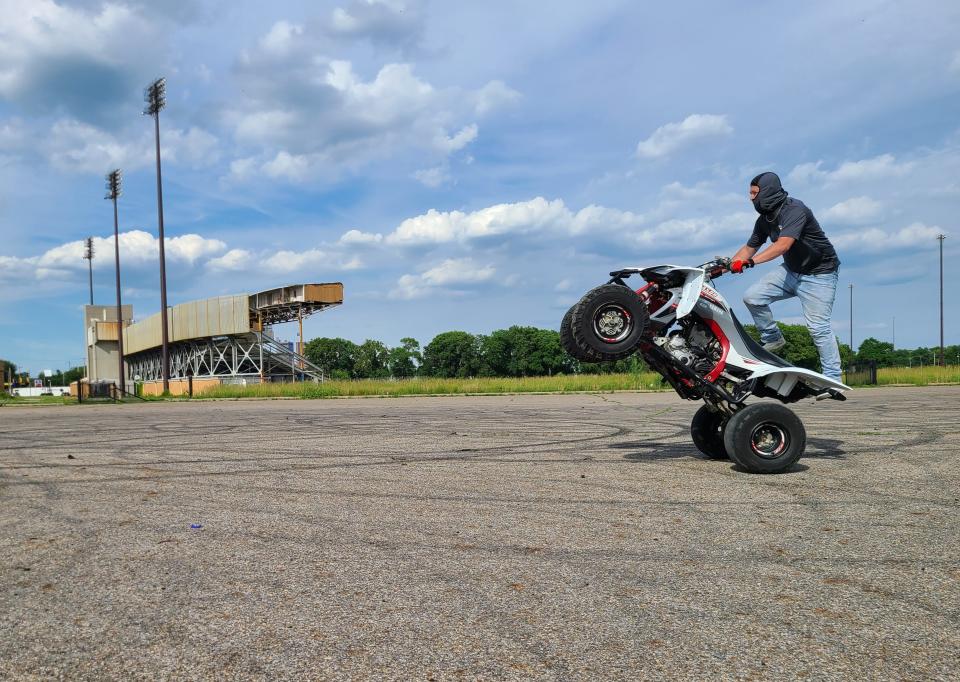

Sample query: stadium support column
[258,312,264,383]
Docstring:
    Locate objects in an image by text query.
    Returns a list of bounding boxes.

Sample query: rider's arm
[735,222,765,262]
[751,236,796,265]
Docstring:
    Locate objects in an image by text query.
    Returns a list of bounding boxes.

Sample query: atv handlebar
[701,256,732,280]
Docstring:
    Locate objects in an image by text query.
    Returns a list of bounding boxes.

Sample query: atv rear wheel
[723,402,806,474]
[570,284,649,362]
[690,405,728,459]
[560,303,604,363]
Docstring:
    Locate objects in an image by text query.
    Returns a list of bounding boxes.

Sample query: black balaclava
[750,171,788,218]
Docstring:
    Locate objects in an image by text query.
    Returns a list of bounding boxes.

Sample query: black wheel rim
[750,422,789,459]
[593,304,633,343]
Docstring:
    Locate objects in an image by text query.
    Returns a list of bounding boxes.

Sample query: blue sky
[1,0,958,373]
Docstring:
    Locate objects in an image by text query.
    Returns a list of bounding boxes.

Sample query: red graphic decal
[699,288,724,306]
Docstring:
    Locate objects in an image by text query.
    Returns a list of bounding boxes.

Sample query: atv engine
[655,320,722,376]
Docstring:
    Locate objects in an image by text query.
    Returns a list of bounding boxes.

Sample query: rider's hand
[730,258,754,274]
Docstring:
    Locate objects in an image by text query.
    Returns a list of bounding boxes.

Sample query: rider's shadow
[613,435,846,464]
[803,436,846,459]
[613,441,701,461]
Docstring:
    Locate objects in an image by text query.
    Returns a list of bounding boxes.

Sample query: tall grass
[198,372,667,399]
[198,365,959,400]
[874,365,960,386]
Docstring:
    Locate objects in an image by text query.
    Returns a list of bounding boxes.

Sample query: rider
[729,171,843,381]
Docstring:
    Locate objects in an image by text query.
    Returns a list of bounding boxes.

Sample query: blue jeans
[743,264,842,381]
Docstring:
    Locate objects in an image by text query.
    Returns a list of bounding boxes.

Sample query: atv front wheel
[723,402,806,474]
[690,405,728,459]
[570,284,649,362]
[560,303,604,363]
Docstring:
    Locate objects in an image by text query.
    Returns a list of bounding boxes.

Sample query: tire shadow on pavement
[614,441,702,461]
[803,436,846,459]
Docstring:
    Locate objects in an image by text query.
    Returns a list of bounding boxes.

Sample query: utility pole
[145,77,170,393]
[83,237,95,305]
[937,234,946,367]
[892,316,895,350]
[848,283,854,353]
[106,170,126,394]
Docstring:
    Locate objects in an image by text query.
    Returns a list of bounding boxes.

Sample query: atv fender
[750,367,850,396]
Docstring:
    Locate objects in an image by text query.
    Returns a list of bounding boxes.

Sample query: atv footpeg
[816,389,846,402]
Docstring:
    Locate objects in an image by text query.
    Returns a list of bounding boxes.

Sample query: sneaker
[762,337,786,352]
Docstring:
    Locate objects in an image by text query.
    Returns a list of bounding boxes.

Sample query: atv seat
[730,312,793,368]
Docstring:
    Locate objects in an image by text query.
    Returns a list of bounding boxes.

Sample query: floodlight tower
[106,170,126,394]
[145,77,170,392]
[82,237,95,305]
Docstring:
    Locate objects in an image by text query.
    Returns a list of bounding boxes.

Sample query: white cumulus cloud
[473,80,521,116]
[788,154,914,186]
[224,22,517,183]
[206,249,253,272]
[435,124,478,154]
[2,230,226,282]
[832,222,944,253]
[259,20,303,54]
[413,165,451,188]
[823,196,884,224]
[0,0,167,124]
[328,0,424,48]
[636,114,733,159]
[339,229,384,246]
[386,197,577,245]
[391,258,496,299]
[42,119,219,173]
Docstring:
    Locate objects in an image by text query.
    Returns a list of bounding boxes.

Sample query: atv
[561,257,849,474]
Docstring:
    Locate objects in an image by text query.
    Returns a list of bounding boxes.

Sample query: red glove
[730,258,754,274]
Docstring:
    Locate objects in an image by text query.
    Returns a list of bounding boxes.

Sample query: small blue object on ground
[190,524,202,529]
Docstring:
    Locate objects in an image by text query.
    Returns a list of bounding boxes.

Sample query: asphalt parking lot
[1,387,958,680]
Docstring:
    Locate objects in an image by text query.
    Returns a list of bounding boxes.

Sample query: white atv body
[561,258,849,474]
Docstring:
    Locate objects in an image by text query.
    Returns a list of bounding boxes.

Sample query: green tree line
[742,324,959,371]
[304,327,645,379]
[304,325,957,380]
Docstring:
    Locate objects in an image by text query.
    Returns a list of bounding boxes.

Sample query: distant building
[84,304,133,384]
[81,284,342,395]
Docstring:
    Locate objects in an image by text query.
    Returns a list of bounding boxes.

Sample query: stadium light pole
[106,170,126,395]
[937,233,946,367]
[83,237,95,305]
[145,77,170,393]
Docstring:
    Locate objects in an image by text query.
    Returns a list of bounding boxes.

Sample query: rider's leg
[743,264,796,344]
[796,269,842,382]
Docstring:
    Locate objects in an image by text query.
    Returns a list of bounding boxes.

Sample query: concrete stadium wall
[139,377,223,397]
